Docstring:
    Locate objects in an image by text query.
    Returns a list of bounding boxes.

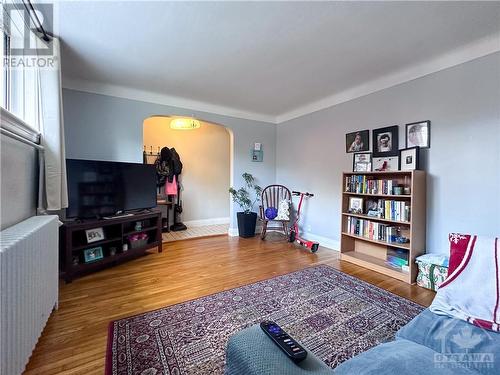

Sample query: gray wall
[277,52,500,254]
[0,136,38,230]
[62,89,276,230]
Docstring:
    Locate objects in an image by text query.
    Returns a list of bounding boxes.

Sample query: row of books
[369,199,410,222]
[345,175,402,195]
[346,217,401,243]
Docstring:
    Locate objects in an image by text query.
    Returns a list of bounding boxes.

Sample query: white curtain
[36,37,68,211]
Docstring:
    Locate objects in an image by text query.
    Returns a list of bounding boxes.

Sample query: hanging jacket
[155,147,173,187]
[170,148,183,182]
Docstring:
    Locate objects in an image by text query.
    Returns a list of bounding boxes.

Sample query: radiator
[0,215,59,375]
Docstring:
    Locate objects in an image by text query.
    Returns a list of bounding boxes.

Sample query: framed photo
[348,197,364,214]
[400,147,420,171]
[406,120,430,148]
[352,152,372,172]
[373,156,400,172]
[83,246,104,263]
[372,125,399,157]
[366,199,380,217]
[346,130,369,153]
[85,227,105,243]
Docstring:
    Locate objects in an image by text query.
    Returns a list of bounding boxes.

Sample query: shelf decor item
[85,227,105,243]
[83,246,104,263]
[348,197,364,214]
[340,170,426,284]
[406,120,430,148]
[229,173,262,238]
[346,130,369,153]
[400,147,420,171]
[353,152,372,172]
[129,233,149,249]
[373,156,399,171]
[372,125,399,157]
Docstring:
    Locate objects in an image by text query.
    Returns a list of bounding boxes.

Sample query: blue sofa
[226,309,500,375]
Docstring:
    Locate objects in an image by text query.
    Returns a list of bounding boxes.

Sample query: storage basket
[415,254,449,291]
[128,233,149,249]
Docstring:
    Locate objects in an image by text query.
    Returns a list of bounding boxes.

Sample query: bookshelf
[340,170,426,284]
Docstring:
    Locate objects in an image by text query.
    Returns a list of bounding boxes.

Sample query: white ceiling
[54,1,500,123]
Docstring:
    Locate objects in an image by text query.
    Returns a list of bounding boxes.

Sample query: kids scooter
[289,191,319,253]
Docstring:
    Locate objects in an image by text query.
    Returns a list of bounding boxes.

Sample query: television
[66,159,157,218]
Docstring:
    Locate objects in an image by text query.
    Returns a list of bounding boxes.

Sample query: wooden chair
[259,185,292,240]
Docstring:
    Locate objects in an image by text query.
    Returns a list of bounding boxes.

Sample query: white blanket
[430,234,500,331]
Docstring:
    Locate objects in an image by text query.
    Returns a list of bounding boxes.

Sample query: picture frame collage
[347,121,430,172]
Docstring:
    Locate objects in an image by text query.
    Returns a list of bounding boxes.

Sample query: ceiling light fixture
[170,117,201,130]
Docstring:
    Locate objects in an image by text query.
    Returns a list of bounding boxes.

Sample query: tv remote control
[260,321,307,362]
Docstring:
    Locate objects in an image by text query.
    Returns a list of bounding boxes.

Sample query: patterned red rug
[106,265,423,375]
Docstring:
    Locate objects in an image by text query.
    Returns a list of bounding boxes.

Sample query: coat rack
[143,145,160,156]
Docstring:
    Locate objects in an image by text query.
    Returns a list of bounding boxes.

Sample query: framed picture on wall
[346,130,369,153]
[406,120,430,148]
[400,147,420,171]
[352,152,372,172]
[372,125,399,157]
[373,156,399,172]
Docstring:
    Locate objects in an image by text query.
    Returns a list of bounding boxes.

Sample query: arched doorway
[143,116,232,240]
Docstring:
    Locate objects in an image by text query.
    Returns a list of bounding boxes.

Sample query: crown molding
[276,32,500,123]
[62,32,500,126]
[61,78,277,124]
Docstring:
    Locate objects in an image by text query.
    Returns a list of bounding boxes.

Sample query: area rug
[106,265,423,375]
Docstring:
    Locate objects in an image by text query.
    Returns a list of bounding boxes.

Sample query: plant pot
[236,212,257,238]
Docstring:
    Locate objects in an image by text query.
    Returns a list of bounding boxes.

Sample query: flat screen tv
[66,159,157,219]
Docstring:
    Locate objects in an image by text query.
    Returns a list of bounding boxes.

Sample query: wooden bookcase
[340,171,426,284]
[59,210,162,282]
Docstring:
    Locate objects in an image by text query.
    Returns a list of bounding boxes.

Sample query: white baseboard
[228,223,262,237]
[227,226,338,251]
[184,217,230,227]
[301,232,340,251]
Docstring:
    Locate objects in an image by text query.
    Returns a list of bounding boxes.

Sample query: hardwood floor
[25,234,435,374]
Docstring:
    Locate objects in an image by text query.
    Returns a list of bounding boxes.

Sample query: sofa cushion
[226,325,334,375]
[397,309,499,374]
[333,338,477,375]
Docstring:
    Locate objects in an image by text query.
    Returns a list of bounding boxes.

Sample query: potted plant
[229,173,262,238]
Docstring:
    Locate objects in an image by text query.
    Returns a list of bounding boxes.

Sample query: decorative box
[415,254,449,291]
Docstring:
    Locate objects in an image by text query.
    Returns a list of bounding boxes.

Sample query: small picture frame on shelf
[373,156,399,172]
[85,227,105,243]
[372,125,399,157]
[348,197,364,214]
[406,120,430,148]
[346,130,370,153]
[83,246,104,263]
[365,199,380,217]
[352,152,372,172]
[400,147,420,171]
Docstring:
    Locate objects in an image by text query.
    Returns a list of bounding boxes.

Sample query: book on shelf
[368,199,410,222]
[346,217,400,243]
[386,248,410,272]
[345,175,409,195]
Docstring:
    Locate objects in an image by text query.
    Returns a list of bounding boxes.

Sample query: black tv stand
[59,210,162,282]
